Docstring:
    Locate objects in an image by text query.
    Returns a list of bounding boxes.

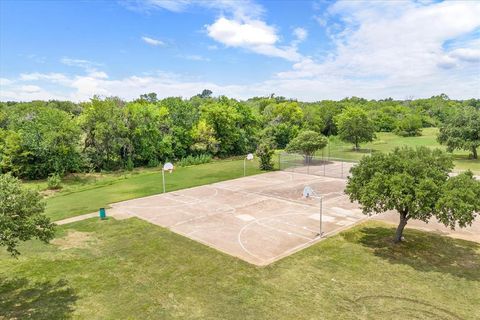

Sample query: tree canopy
[0,173,55,256]
[345,146,480,242]
[438,106,480,159]
[0,94,478,179]
[285,130,328,162]
[335,106,376,150]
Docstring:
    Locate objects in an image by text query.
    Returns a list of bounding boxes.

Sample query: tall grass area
[1,219,478,319]
[323,128,480,173]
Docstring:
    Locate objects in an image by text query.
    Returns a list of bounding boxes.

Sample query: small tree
[285,130,328,164]
[438,106,480,159]
[256,140,275,171]
[335,106,375,150]
[346,147,480,243]
[0,173,55,256]
[394,113,422,137]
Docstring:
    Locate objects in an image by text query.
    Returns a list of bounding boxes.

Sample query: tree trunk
[394,212,409,243]
[472,147,478,160]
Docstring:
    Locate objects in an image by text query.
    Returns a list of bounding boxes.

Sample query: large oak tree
[346,147,480,243]
[438,106,480,159]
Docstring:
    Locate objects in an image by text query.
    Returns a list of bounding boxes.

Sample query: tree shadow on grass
[0,277,77,319]
[344,225,480,281]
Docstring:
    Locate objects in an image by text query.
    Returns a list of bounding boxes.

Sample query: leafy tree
[256,139,275,171]
[124,102,170,167]
[335,106,375,150]
[438,106,480,159]
[201,97,258,156]
[138,92,158,103]
[198,89,213,99]
[0,173,55,256]
[346,147,480,243]
[161,97,199,159]
[0,106,81,179]
[79,97,128,170]
[190,119,219,155]
[394,113,423,137]
[262,101,303,148]
[285,130,328,163]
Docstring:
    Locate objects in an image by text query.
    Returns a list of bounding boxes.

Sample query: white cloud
[293,27,307,42]
[141,36,165,46]
[206,17,277,47]
[61,57,101,69]
[277,1,480,98]
[183,55,210,61]
[206,17,302,61]
[2,1,480,102]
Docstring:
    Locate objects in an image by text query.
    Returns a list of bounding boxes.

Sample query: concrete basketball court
[109,171,365,265]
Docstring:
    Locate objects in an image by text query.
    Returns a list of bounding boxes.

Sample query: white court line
[269,218,319,234]
[237,212,318,261]
[255,221,314,241]
[113,187,219,210]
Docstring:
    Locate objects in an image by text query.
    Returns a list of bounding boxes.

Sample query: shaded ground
[1,219,478,319]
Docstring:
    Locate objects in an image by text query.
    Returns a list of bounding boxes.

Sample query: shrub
[394,114,423,137]
[47,173,62,190]
[256,142,275,171]
[177,154,212,167]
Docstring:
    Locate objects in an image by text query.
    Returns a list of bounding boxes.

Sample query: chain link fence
[278,152,358,179]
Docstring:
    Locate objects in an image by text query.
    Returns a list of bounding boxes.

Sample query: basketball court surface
[109,171,365,265]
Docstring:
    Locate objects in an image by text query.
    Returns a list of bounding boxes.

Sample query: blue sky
[1,0,479,101]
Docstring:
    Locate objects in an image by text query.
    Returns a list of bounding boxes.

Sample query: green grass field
[28,128,478,222]
[1,219,478,319]
[36,158,264,221]
[325,128,480,172]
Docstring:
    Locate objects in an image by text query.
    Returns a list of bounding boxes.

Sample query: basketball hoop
[162,162,174,193]
[163,162,174,173]
[303,186,314,199]
[301,186,323,237]
[244,153,254,176]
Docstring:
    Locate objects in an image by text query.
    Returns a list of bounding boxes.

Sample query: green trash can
[99,208,106,220]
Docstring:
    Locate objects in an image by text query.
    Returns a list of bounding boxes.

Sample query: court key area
[109,171,365,265]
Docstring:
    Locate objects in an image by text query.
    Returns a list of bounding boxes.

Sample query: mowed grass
[1,219,478,319]
[39,158,264,221]
[325,128,480,173]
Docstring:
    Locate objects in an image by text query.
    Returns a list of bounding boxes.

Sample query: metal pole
[162,170,165,193]
[319,196,323,237]
[341,160,344,178]
[244,158,246,176]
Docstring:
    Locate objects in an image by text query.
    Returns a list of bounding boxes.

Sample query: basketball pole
[162,169,165,193]
[319,196,323,237]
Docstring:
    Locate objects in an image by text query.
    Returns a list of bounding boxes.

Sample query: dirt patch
[52,231,96,250]
[40,189,61,198]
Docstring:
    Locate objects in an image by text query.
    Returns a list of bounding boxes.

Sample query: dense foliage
[0,93,478,179]
[285,130,328,162]
[0,173,55,255]
[346,146,480,242]
[437,106,480,159]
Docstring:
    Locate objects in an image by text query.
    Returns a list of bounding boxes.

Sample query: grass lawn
[37,158,264,221]
[1,219,478,319]
[324,128,480,173]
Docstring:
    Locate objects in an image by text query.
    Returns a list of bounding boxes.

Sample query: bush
[47,173,62,190]
[177,154,212,167]
[394,114,423,137]
[256,142,275,171]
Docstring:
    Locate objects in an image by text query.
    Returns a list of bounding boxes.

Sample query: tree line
[0,92,479,180]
